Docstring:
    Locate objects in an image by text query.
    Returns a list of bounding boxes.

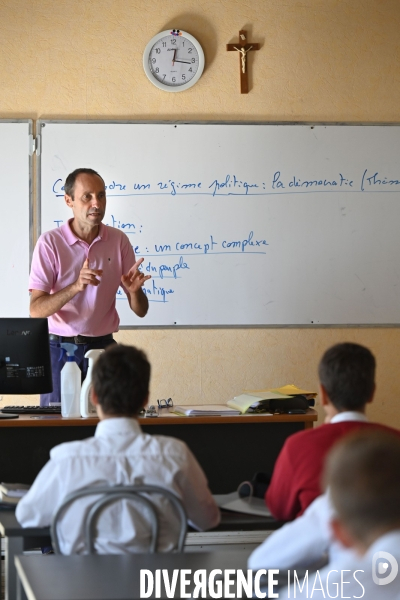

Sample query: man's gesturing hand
[121,258,151,293]
[75,258,103,291]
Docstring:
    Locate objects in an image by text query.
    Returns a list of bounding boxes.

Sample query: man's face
[65,173,106,229]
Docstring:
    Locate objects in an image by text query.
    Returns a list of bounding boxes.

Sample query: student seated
[249,491,356,571]
[16,344,220,554]
[282,430,400,599]
[266,342,400,521]
[250,411,400,571]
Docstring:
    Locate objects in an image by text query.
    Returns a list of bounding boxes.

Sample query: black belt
[49,333,113,345]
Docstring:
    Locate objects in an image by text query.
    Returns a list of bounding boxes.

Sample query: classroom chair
[50,485,187,554]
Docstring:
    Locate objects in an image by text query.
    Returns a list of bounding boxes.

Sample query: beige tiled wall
[1,0,400,425]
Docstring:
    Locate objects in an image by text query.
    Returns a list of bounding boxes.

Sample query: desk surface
[16,550,253,600]
[0,409,317,428]
[1,508,277,600]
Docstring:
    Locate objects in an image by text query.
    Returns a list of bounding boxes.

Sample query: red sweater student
[266,342,400,522]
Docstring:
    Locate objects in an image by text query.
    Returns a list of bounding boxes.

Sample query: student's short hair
[64,168,105,199]
[324,430,400,544]
[92,344,151,416]
[318,342,375,411]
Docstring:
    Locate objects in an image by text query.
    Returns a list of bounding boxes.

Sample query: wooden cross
[226,30,260,94]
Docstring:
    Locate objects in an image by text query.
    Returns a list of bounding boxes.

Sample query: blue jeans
[40,336,116,406]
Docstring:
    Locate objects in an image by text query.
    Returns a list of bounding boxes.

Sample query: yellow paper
[246,384,317,397]
[269,384,317,396]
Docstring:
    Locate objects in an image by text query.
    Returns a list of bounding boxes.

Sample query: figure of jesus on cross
[226,30,260,94]
[235,46,253,74]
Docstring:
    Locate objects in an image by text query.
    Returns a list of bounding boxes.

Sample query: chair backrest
[50,485,187,555]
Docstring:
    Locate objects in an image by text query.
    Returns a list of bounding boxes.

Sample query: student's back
[281,430,400,599]
[17,417,218,553]
[266,343,400,521]
[16,345,220,554]
[266,418,400,521]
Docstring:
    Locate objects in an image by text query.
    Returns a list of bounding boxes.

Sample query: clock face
[143,30,204,92]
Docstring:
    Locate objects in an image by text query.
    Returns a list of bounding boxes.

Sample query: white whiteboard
[38,121,400,326]
[0,121,32,317]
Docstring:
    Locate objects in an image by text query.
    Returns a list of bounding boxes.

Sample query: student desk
[0,508,280,600]
[0,511,50,600]
[15,550,253,600]
[0,410,317,493]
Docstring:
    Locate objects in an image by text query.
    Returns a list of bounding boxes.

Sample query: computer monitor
[0,318,53,394]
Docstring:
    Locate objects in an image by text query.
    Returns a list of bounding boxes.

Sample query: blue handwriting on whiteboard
[51,178,130,197]
[155,243,172,253]
[160,256,189,279]
[209,175,258,196]
[119,281,174,302]
[222,231,267,252]
[152,233,266,255]
[142,280,174,303]
[110,215,140,233]
[175,235,218,254]
[50,169,400,200]
[361,169,400,192]
[157,180,201,195]
[107,181,127,191]
[272,172,353,190]
[52,179,64,197]
[146,257,189,279]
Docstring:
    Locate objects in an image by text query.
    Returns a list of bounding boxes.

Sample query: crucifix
[226,30,260,94]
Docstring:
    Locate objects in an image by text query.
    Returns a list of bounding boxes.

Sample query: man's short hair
[92,344,151,416]
[324,430,400,544]
[64,168,105,199]
[318,342,375,411]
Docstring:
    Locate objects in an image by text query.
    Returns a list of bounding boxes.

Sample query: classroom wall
[1,0,400,426]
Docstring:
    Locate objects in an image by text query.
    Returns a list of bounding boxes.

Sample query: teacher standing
[29,168,151,406]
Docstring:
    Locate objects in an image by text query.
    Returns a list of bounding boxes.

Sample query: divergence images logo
[372,551,398,586]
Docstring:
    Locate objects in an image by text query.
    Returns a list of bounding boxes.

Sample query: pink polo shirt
[29,220,136,337]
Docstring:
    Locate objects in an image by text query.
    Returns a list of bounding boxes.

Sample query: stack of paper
[227,384,318,414]
[0,482,30,505]
[227,391,291,414]
[173,404,241,416]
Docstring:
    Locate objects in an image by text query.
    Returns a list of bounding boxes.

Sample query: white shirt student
[248,493,356,572]
[280,530,400,600]
[277,430,400,599]
[17,345,220,554]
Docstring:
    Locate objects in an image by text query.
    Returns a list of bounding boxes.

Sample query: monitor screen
[0,318,53,394]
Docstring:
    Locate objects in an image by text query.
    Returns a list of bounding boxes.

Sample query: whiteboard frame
[0,119,33,319]
[0,118,33,260]
[36,119,400,329]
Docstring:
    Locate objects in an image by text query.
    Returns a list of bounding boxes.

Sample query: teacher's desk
[0,410,317,493]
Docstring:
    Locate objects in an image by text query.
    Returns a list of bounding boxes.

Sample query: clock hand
[174,59,192,64]
[172,49,177,65]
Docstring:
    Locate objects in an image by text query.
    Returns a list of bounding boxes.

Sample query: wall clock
[143,29,205,92]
